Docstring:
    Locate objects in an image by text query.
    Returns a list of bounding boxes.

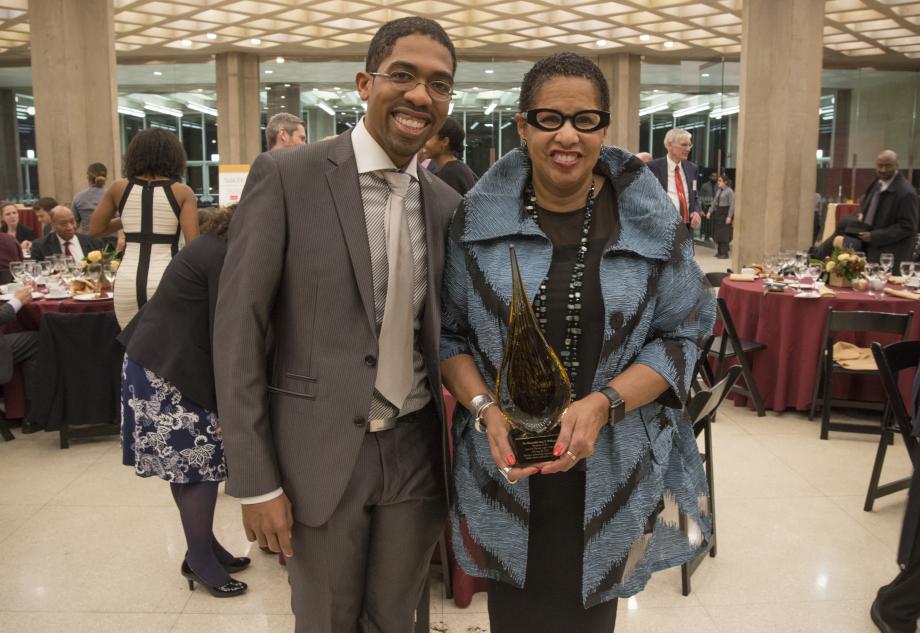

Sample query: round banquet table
[717,278,920,412]
[2,295,115,419]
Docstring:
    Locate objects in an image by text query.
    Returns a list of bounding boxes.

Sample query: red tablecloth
[835,203,860,223]
[718,278,919,412]
[2,296,114,419]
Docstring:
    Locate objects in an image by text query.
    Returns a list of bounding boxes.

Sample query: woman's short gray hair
[664,128,691,149]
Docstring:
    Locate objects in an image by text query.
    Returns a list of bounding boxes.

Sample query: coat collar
[458,146,678,261]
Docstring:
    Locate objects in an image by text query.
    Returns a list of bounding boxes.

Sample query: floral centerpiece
[80,245,120,296]
[823,247,865,287]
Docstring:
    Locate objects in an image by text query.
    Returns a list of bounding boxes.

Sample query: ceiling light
[701,73,710,77]
[596,39,607,47]
[118,105,146,118]
[280,95,286,99]
[673,103,711,117]
[317,101,336,116]
[501,121,512,130]
[25,106,34,116]
[284,83,291,88]
[187,102,218,116]
[639,34,650,42]
[639,103,669,116]
[470,121,480,130]
[448,102,454,115]
[180,39,192,47]
[264,69,273,75]
[206,33,217,40]
[250,38,261,45]
[485,69,494,74]
[710,106,739,118]
[664,41,674,49]
[143,102,183,118]
[484,101,497,115]
[153,71,163,76]
[211,154,219,162]
[276,56,285,64]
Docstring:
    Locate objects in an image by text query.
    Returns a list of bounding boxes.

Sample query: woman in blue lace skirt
[120,207,249,598]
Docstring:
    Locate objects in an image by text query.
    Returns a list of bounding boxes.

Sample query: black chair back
[688,365,742,425]
[825,308,914,338]
[871,340,920,470]
[705,272,729,288]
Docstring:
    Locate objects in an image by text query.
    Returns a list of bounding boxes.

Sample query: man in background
[647,128,702,234]
[29,206,102,261]
[699,171,719,242]
[265,112,306,151]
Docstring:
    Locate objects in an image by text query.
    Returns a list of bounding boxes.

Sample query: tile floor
[0,243,913,633]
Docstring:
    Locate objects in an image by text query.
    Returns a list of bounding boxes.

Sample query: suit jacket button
[353,416,366,428]
[364,355,377,367]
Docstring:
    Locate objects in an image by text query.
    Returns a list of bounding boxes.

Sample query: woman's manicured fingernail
[553,445,563,457]
[505,454,516,466]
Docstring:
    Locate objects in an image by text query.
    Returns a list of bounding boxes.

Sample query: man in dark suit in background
[648,127,702,234]
[0,286,39,433]
[811,150,918,269]
[29,206,102,262]
[214,17,460,633]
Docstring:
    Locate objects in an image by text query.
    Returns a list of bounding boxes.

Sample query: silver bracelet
[468,393,496,433]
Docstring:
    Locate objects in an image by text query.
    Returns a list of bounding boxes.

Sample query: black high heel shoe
[186,550,252,573]
[181,560,248,598]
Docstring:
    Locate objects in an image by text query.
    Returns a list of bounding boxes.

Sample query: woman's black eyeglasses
[522,109,610,132]
[368,70,455,102]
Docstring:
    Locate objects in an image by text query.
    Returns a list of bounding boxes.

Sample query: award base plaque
[509,427,561,464]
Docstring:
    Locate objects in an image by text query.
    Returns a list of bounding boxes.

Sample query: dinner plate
[793,292,822,299]
[45,293,71,300]
[73,293,113,302]
[0,292,44,301]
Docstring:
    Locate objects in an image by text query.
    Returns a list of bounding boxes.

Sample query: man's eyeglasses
[368,70,455,102]
[522,109,610,132]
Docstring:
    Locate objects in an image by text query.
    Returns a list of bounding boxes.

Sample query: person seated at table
[0,201,36,249]
[29,206,102,262]
[811,150,919,268]
[118,206,248,598]
[0,231,23,283]
[0,286,40,433]
[32,197,56,237]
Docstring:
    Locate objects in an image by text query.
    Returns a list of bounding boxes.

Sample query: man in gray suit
[214,17,461,633]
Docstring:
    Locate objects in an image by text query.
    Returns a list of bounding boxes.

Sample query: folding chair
[808,308,913,440]
[864,340,920,511]
[709,297,768,416]
[681,365,742,596]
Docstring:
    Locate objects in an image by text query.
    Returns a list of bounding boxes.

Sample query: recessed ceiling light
[485,68,494,74]
[250,38,261,45]
[639,34,650,42]
[472,86,480,91]
[280,95,286,99]
[206,33,217,40]
[664,41,674,48]
[596,39,607,46]
[153,71,163,76]
[264,69,273,74]
[276,56,285,64]
[702,73,710,77]
[180,39,192,47]
[334,86,341,91]
[284,83,291,87]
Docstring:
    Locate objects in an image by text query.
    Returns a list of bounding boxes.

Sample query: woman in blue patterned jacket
[440,53,716,632]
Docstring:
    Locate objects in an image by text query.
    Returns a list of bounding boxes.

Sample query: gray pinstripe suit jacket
[213,130,461,527]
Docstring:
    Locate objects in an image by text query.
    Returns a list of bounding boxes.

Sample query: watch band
[598,386,626,426]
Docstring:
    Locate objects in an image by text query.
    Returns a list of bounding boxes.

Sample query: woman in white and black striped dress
[90,129,199,328]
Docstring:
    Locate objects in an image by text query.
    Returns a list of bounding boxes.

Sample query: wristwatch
[597,386,626,426]
[469,393,496,433]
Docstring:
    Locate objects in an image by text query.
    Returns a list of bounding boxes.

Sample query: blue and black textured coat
[440,146,716,607]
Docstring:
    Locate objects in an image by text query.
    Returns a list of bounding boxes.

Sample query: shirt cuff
[238,487,283,505]
[7,298,22,313]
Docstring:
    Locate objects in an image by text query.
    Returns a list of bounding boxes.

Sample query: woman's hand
[20,240,31,250]
[540,393,609,474]
[726,216,733,225]
[481,406,541,484]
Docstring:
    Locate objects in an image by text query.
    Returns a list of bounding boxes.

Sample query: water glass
[9,261,24,285]
[900,262,912,280]
[879,253,894,275]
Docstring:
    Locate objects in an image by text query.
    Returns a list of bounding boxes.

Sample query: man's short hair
[435,117,465,157]
[365,17,456,75]
[664,128,691,148]
[34,196,58,212]
[265,112,305,148]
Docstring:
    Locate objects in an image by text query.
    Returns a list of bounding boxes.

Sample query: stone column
[598,53,640,152]
[0,89,20,199]
[266,83,301,121]
[216,52,262,165]
[733,0,824,267]
[30,0,120,203]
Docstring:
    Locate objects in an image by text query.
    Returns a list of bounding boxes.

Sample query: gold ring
[565,450,578,462]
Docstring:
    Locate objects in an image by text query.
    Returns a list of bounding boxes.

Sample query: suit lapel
[325,132,376,334]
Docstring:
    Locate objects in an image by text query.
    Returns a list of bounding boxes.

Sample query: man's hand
[690,211,701,228]
[241,493,294,557]
[726,216,733,225]
[858,231,872,242]
[13,286,33,305]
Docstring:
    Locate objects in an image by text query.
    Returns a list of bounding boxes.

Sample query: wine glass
[24,261,40,291]
[900,261,912,282]
[103,260,117,287]
[909,262,920,289]
[86,263,102,288]
[879,253,894,276]
[864,263,883,298]
[9,261,24,286]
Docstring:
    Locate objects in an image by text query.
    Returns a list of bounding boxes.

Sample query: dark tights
[170,482,234,586]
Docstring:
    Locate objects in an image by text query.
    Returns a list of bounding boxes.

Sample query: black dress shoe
[20,420,39,434]
[870,597,915,633]
[180,559,247,598]
[221,556,251,573]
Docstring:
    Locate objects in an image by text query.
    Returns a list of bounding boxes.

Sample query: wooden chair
[708,297,768,416]
[864,341,920,511]
[808,308,913,440]
[681,365,742,596]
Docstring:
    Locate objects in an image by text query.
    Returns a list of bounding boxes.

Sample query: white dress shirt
[57,234,84,262]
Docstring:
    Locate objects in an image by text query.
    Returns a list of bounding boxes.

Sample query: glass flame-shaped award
[494,246,572,464]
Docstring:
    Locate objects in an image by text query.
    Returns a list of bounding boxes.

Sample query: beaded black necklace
[524,178,596,385]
